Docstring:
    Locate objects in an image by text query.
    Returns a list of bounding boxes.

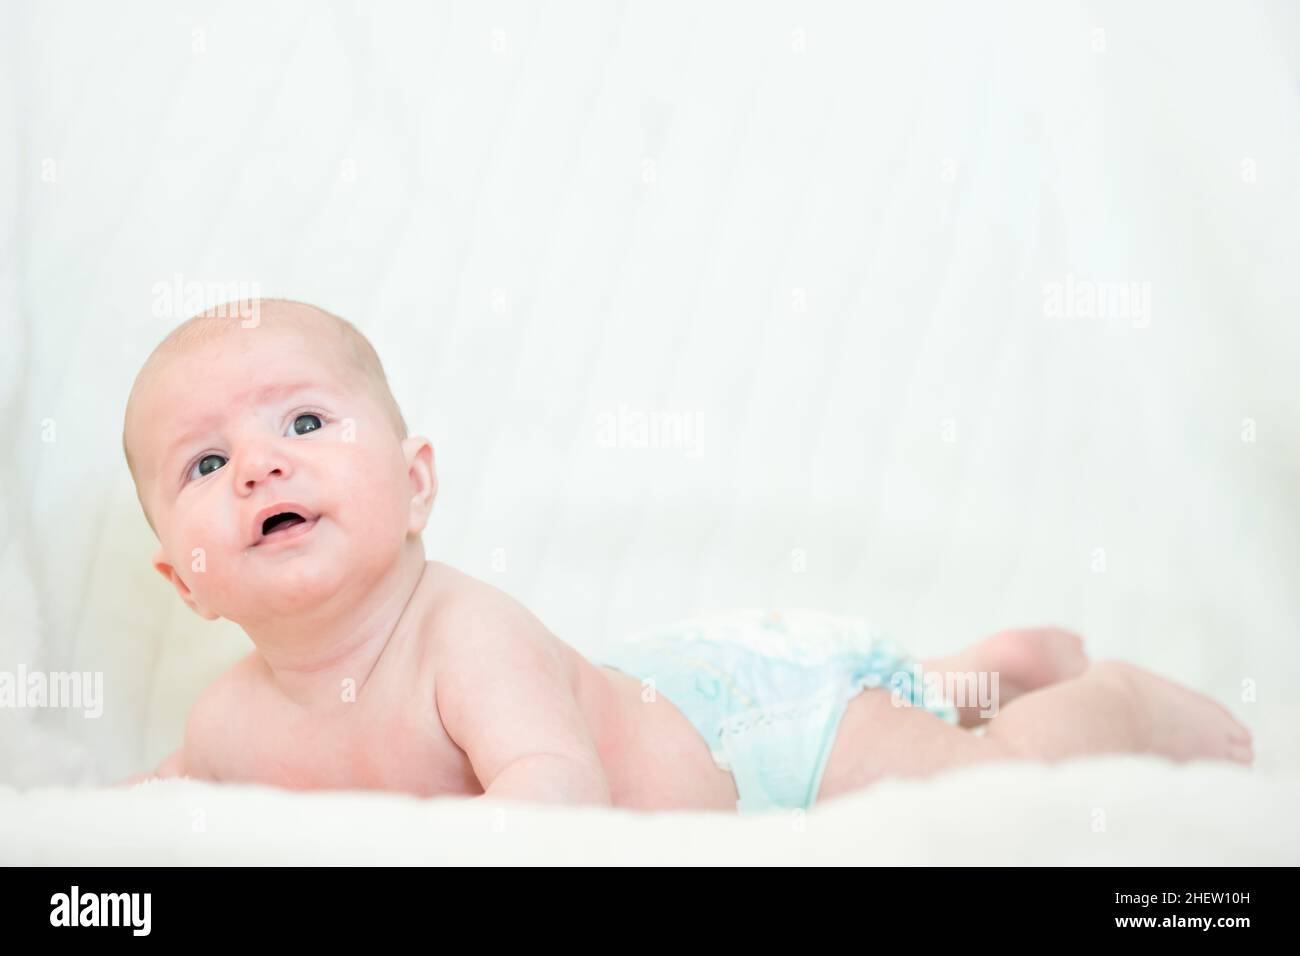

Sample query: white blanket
[3,757,1296,865]
[2,0,1298,863]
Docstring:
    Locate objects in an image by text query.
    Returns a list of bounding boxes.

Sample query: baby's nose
[236,445,292,490]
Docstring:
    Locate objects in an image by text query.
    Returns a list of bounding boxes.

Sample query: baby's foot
[1098,662,1254,765]
[977,627,1089,700]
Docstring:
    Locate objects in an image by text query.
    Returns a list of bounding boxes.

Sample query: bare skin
[816,633,1254,806]
[116,301,1254,811]
[118,557,1254,811]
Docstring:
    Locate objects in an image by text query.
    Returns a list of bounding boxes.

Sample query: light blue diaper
[593,608,959,813]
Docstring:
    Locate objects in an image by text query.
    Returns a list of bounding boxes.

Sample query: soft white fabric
[2,1,1298,861]
[2,757,1296,865]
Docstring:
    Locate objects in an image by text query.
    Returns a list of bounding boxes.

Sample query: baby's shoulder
[198,651,273,705]
[421,562,545,640]
[183,652,273,766]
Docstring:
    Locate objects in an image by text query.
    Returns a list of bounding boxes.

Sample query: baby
[116,299,1253,812]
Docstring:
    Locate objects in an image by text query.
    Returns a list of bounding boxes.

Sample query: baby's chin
[228,540,358,618]
[183,516,408,621]
[248,560,351,612]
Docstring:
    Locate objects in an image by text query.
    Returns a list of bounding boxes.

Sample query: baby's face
[127,321,424,624]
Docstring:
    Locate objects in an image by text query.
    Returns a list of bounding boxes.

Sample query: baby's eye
[188,454,227,481]
[287,413,323,436]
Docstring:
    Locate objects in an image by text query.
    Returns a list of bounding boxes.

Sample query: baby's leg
[981,661,1253,763]
[816,661,1253,804]
[921,627,1088,727]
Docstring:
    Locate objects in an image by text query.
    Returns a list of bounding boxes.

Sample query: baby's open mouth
[262,512,307,536]
[252,505,321,546]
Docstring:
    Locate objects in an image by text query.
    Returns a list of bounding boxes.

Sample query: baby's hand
[475,753,611,807]
[107,748,187,789]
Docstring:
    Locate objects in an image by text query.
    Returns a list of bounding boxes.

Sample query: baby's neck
[242,545,429,711]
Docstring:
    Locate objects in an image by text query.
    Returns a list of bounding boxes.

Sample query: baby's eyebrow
[160,381,325,466]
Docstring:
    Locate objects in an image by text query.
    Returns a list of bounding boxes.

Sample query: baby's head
[123,299,435,625]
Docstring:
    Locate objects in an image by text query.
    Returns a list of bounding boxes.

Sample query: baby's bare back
[177,562,739,810]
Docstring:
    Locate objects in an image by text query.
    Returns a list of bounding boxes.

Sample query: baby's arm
[107,660,240,788]
[433,596,612,808]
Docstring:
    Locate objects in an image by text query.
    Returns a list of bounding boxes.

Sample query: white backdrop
[2,0,1298,790]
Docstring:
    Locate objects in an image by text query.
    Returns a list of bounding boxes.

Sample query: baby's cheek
[173,516,237,586]
[363,481,410,540]
[348,443,408,525]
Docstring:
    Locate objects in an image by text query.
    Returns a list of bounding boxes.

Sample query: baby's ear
[152,547,220,621]
[401,436,437,535]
